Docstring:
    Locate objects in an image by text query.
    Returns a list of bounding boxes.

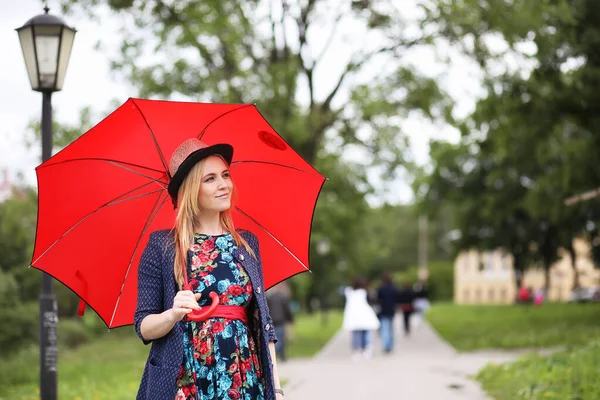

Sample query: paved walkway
[278,315,531,400]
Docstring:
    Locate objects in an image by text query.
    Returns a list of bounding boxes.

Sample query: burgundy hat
[167,138,233,207]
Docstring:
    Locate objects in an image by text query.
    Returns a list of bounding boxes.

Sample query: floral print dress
[175,233,265,400]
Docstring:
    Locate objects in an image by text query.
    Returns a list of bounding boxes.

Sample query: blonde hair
[173,155,254,289]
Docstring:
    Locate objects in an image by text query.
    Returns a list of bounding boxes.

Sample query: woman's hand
[169,290,201,322]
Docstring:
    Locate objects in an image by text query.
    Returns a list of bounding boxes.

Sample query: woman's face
[198,155,233,212]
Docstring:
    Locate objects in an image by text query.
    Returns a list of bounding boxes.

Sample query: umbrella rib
[231,160,324,179]
[234,206,310,272]
[39,158,167,189]
[32,181,164,266]
[197,104,254,141]
[106,161,167,189]
[131,99,170,176]
[37,157,166,177]
[104,188,165,207]
[110,190,170,327]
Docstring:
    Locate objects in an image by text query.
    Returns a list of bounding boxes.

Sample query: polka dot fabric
[134,229,278,400]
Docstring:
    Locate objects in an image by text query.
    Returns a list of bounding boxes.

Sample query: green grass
[476,340,600,400]
[426,302,600,351]
[287,310,342,358]
[0,311,342,399]
[0,333,148,400]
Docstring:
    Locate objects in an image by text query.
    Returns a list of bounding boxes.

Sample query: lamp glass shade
[17,15,76,92]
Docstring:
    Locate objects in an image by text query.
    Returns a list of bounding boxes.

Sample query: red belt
[184,291,248,324]
[209,305,248,324]
[194,305,248,324]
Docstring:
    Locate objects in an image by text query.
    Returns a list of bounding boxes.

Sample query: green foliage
[0,302,38,357]
[0,345,38,390]
[287,310,343,359]
[58,319,89,349]
[0,312,341,397]
[477,340,600,400]
[54,0,455,308]
[393,261,454,301]
[0,185,106,354]
[0,187,37,276]
[0,189,43,356]
[60,0,450,166]
[427,303,600,351]
[25,106,95,152]
[0,334,148,400]
[0,268,19,306]
[415,0,600,283]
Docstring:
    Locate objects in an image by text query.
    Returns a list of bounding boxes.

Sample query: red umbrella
[32,98,325,328]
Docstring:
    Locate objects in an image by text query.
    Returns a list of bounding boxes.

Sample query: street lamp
[16,6,76,400]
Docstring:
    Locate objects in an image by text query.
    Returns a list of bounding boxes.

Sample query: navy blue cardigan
[134,229,278,400]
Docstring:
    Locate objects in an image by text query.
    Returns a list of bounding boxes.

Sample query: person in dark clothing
[377,272,399,353]
[266,282,294,362]
[397,282,415,336]
[412,281,430,316]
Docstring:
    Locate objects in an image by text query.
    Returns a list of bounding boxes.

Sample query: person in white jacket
[342,277,380,359]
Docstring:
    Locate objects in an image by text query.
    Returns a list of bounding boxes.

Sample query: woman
[342,277,380,359]
[134,138,284,399]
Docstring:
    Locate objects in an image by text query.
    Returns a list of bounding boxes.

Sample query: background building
[454,238,600,304]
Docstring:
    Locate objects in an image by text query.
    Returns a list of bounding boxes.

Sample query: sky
[0,0,486,205]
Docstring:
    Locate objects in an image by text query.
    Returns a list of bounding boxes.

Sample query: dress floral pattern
[175,233,264,400]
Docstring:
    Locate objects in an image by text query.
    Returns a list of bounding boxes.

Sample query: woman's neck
[195,211,225,235]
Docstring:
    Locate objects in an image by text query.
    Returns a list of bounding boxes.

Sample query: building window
[488,288,494,302]
[486,253,494,272]
[500,288,507,301]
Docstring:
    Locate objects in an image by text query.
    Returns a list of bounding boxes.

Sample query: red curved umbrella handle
[185,291,220,322]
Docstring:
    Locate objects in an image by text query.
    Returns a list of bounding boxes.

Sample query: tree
[416,0,600,288]
[56,0,453,305]
[60,0,450,169]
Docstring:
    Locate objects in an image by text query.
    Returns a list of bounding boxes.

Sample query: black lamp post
[16,6,76,400]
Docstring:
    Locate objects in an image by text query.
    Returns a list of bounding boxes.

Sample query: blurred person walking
[342,277,380,359]
[397,282,415,336]
[377,272,399,353]
[412,281,430,329]
[266,282,294,362]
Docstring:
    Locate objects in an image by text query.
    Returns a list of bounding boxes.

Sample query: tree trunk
[542,250,553,292]
[569,245,579,291]
[513,251,524,289]
[544,266,551,293]
[540,224,558,292]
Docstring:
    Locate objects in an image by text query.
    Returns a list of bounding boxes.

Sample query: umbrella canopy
[33,98,325,328]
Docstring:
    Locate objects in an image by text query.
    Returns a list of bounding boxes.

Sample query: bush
[0,269,19,306]
[58,318,89,349]
[0,301,38,356]
[0,344,38,389]
[55,281,84,317]
[81,310,107,334]
[477,340,600,400]
[393,260,453,301]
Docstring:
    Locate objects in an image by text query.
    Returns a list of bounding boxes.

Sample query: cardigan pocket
[146,360,179,400]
